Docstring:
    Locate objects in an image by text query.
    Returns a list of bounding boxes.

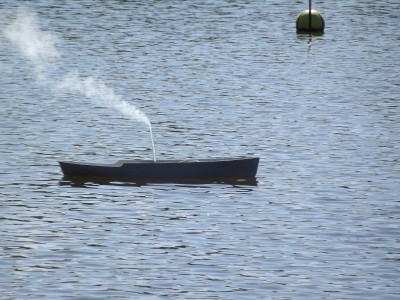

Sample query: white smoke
[58,71,151,126]
[3,7,156,161]
[4,8,59,81]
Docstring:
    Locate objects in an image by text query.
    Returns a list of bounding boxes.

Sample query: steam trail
[3,7,156,161]
[58,71,151,126]
[4,8,59,80]
[59,71,157,161]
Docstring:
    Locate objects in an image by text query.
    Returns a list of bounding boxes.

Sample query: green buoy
[296,1,325,33]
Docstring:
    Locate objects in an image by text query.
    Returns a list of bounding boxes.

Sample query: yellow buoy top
[296,9,325,33]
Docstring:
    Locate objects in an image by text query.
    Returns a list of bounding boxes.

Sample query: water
[1,1,399,299]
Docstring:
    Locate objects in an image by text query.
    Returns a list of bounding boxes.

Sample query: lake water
[1,1,399,299]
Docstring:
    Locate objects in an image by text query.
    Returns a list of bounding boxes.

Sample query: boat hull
[59,157,259,180]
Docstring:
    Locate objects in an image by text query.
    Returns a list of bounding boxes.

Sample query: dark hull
[59,157,259,180]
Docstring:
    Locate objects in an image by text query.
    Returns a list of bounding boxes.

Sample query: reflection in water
[60,176,258,188]
[296,32,324,54]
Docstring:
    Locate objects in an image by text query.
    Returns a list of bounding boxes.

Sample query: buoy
[296,1,325,33]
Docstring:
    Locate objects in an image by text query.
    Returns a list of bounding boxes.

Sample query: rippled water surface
[1,1,399,299]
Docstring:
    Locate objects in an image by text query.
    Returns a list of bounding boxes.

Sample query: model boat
[59,157,259,180]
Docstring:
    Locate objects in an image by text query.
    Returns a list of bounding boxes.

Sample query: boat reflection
[60,176,258,188]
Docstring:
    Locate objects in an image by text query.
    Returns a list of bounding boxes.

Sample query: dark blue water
[1,1,399,299]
